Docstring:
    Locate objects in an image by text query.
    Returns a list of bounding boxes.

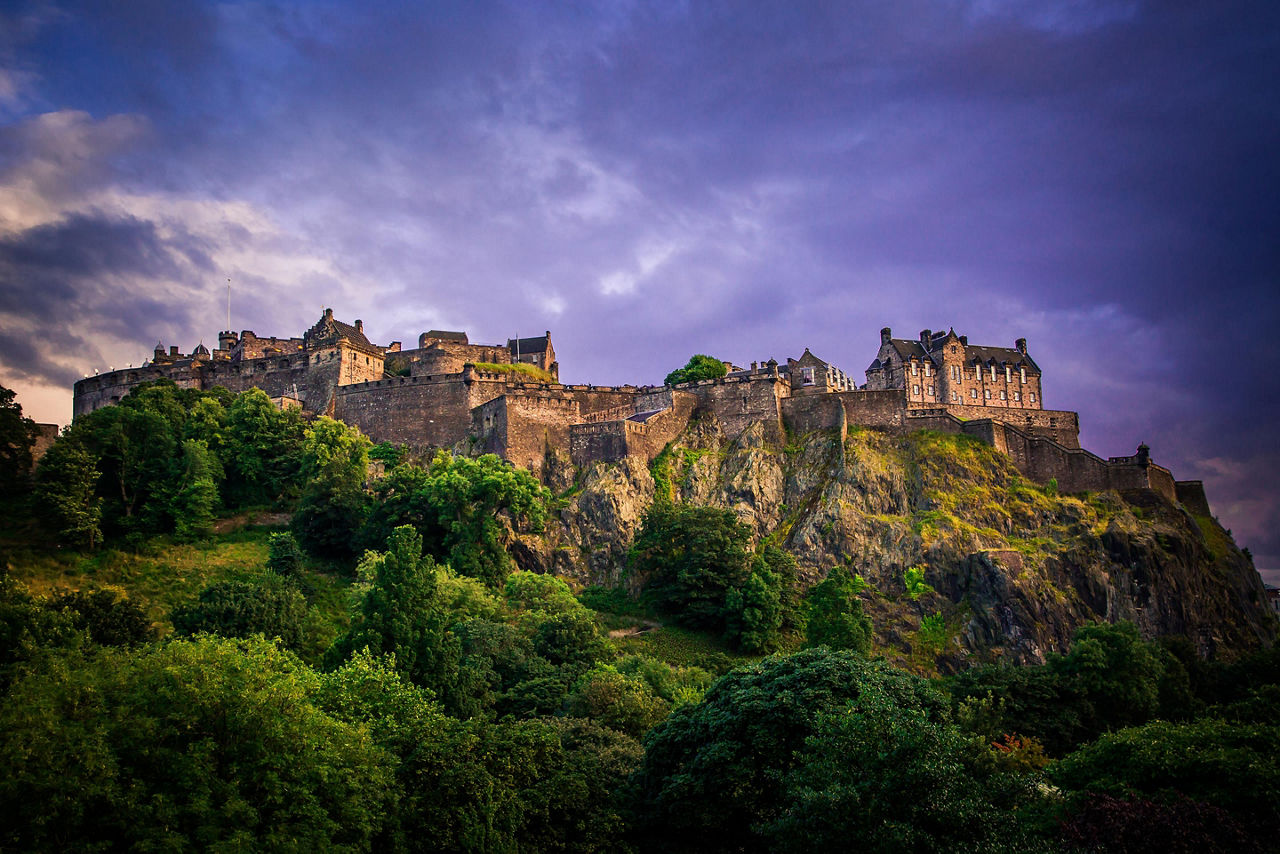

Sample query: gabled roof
[331,320,372,348]
[305,309,379,354]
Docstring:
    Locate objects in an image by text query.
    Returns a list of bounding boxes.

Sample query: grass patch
[1194,514,1233,561]
[649,443,676,503]
[472,361,555,383]
[5,524,353,644]
[612,624,755,673]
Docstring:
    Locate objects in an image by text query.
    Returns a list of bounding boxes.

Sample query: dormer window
[1020,367,1026,383]
[923,361,931,377]
[1005,366,1011,383]
[990,364,997,381]
[910,361,918,376]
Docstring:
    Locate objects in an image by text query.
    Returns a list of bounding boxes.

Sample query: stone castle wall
[334,374,505,447]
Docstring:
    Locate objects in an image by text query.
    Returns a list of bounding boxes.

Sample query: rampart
[70,311,1207,515]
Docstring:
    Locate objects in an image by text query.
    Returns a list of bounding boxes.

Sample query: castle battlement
[71,310,1198,506]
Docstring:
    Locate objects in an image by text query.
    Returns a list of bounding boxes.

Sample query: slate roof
[887,337,1040,374]
[508,334,551,354]
[331,320,372,348]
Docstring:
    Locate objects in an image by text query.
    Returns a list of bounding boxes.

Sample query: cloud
[0,2,1275,571]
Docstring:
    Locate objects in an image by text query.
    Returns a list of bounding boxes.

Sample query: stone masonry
[72,312,1205,507]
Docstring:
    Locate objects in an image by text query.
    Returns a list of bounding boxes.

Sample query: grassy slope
[3,519,353,661]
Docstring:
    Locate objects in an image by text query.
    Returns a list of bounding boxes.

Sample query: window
[1013,392,1021,402]
[970,388,978,399]
[912,384,920,396]
[1030,392,1037,403]
[1000,390,1007,400]
[926,385,934,396]
[1005,366,1011,383]
[990,364,997,381]
[924,361,931,377]
[801,367,815,386]
[984,389,991,399]
[1020,367,1026,384]
[951,365,959,381]
[911,362,918,376]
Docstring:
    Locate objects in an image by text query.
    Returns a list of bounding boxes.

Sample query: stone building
[866,327,1043,411]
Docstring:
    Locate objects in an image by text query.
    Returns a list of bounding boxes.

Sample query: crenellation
[70,313,1204,512]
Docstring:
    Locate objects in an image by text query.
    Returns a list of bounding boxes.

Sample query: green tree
[804,565,872,654]
[0,636,395,851]
[765,693,1041,852]
[1050,621,1165,735]
[33,438,103,548]
[568,665,671,738]
[725,544,799,653]
[171,578,309,650]
[326,526,462,701]
[630,504,752,631]
[1050,718,1280,844]
[173,438,221,541]
[74,401,176,531]
[0,572,81,693]
[292,416,371,559]
[664,354,728,386]
[224,388,305,506]
[626,648,947,853]
[0,384,38,497]
[423,451,549,587]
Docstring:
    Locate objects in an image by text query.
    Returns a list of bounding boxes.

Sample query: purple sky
[1,1,1277,582]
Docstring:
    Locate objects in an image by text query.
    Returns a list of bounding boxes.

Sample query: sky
[0,1,1277,582]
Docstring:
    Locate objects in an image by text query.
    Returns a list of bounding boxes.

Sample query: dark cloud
[0,0,1277,571]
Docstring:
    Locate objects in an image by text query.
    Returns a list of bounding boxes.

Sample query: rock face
[524,421,1275,668]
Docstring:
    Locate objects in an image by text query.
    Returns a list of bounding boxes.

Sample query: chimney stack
[880,327,892,345]
[355,319,363,334]
[919,329,932,347]
[1015,338,1027,354]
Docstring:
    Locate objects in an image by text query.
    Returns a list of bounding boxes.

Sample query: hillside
[524,421,1274,669]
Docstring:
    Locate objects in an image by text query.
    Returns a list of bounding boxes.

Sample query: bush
[171,578,308,650]
[47,588,155,647]
[804,565,872,653]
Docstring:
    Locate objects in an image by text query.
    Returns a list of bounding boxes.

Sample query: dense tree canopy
[631,504,752,631]
[0,636,395,852]
[664,354,728,386]
[0,385,39,497]
[626,648,949,852]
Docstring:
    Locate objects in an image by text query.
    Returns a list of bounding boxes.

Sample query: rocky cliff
[514,418,1275,669]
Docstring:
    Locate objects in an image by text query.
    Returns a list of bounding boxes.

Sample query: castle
[72,310,1209,508]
